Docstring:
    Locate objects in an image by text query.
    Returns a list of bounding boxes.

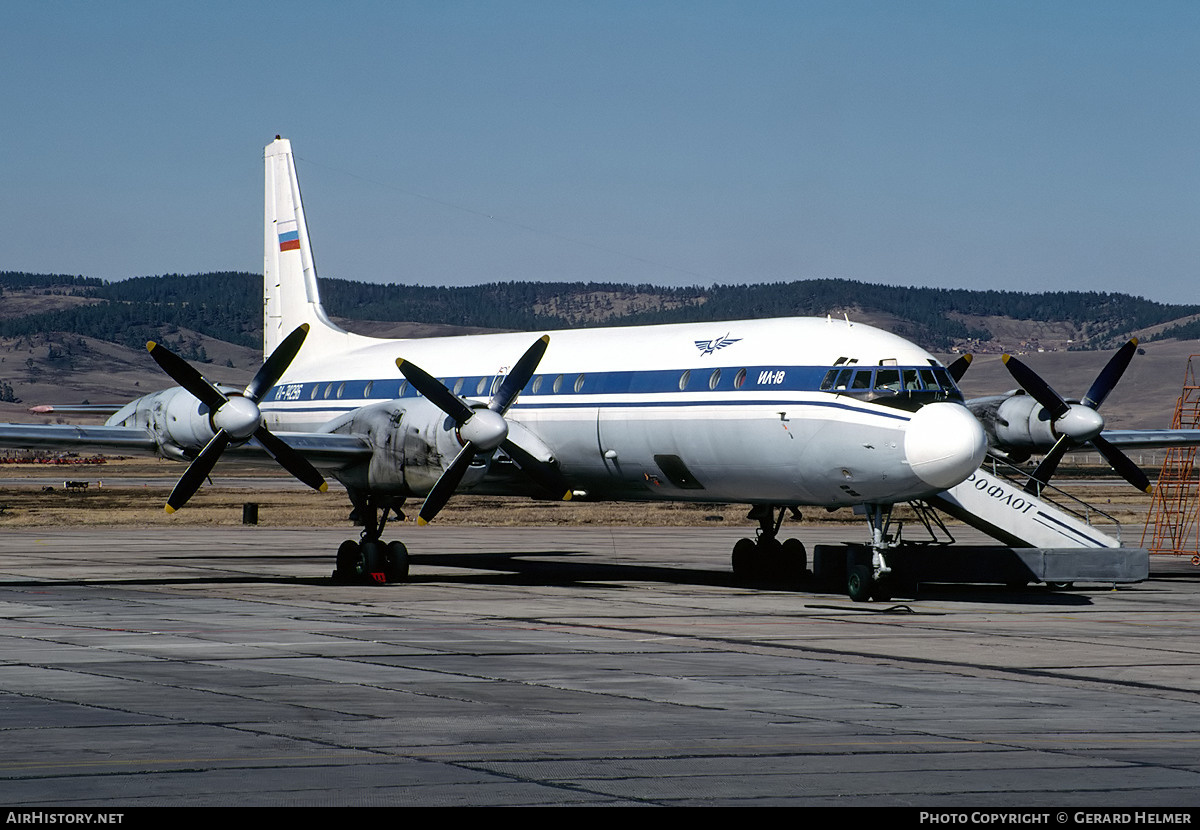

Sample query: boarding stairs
[893,458,1147,585]
[926,459,1122,548]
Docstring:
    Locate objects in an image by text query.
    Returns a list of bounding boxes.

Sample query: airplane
[1,136,1020,601]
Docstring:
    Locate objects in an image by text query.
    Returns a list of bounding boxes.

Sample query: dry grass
[0,457,1154,533]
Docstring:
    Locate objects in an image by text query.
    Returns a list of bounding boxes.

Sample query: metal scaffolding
[1142,355,1200,563]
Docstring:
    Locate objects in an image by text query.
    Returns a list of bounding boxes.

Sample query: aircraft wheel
[1046,581,1074,590]
[847,564,873,602]
[731,538,757,578]
[385,541,410,582]
[871,575,893,603]
[779,538,807,581]
[333,539,362,582]
[360,540,388,584]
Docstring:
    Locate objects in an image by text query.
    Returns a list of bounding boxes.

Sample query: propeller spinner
[396,335,571,524]
[1001,338,1148,493]
[146,323,328,512]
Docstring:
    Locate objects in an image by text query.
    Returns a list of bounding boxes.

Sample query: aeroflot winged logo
[694,334,741,356]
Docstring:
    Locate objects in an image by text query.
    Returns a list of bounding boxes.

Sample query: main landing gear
[333,494,409,585]
[731,504,807,582]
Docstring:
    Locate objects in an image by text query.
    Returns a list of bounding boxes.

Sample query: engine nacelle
[105,387,222,460]
[967,393,1057,453]
[321,398,487,496]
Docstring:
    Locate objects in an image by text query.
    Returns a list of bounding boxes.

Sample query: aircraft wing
[26,404,127,417]
[1099,429,1200,450]
[0,423,373,469]
[0,424,160,453]
[226,432,373,468]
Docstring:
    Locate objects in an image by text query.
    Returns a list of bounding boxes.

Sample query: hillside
[1,270,1198,431]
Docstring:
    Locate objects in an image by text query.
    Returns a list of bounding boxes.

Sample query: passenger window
[364,381,374,397]
[336,382,345,399]
[532,376,543,394]
[574,374,586,393]
[553,374,563,393]
[708,368,721,390]
[453,378,464,395]
[734,368,747,388]
[679,370,691,391]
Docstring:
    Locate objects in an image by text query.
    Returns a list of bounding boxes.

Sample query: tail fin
[263,136,349,357]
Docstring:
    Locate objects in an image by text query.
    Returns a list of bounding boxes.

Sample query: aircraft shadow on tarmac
[0,548,1099,606]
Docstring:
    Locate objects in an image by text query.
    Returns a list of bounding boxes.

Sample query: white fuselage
[257,315,985,506]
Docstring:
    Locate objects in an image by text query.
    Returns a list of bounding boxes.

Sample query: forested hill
[1,270,1198,356]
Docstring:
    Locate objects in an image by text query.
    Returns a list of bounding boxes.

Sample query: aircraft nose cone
[905,402,987,491]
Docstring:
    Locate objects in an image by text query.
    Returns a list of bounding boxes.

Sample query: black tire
[731,537,757,578]
[385,541,409,582]
[847,563,873,602]
[360,540,387,583]
[779,538,807,581]
[871,575,893,603]
[333,539,361,582]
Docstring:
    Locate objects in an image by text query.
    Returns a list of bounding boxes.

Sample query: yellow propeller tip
[318,482,328,493]
[1000,354,1011,364]
[146,341,157,352]
[961,354,973,364]
[1130,337,1139,346]
[417,517,429,526]
[164,505,176,514]
[562,491,573,501]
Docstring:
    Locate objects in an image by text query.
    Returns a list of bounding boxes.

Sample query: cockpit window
[874,369,901,392]
[823,362,963,410]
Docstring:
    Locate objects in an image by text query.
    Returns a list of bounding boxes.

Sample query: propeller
[396,335,571,524]
[947,353,973,383]
[1001,338,1148,494]
[147,323,328,512]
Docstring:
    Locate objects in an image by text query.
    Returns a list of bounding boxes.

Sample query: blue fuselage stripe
[262,395,913,422]
[265,364,956,424]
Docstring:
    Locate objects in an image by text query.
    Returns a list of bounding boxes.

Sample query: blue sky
[2,1,1197,301]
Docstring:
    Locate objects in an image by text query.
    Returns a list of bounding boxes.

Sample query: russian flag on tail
[278,220,300,252]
